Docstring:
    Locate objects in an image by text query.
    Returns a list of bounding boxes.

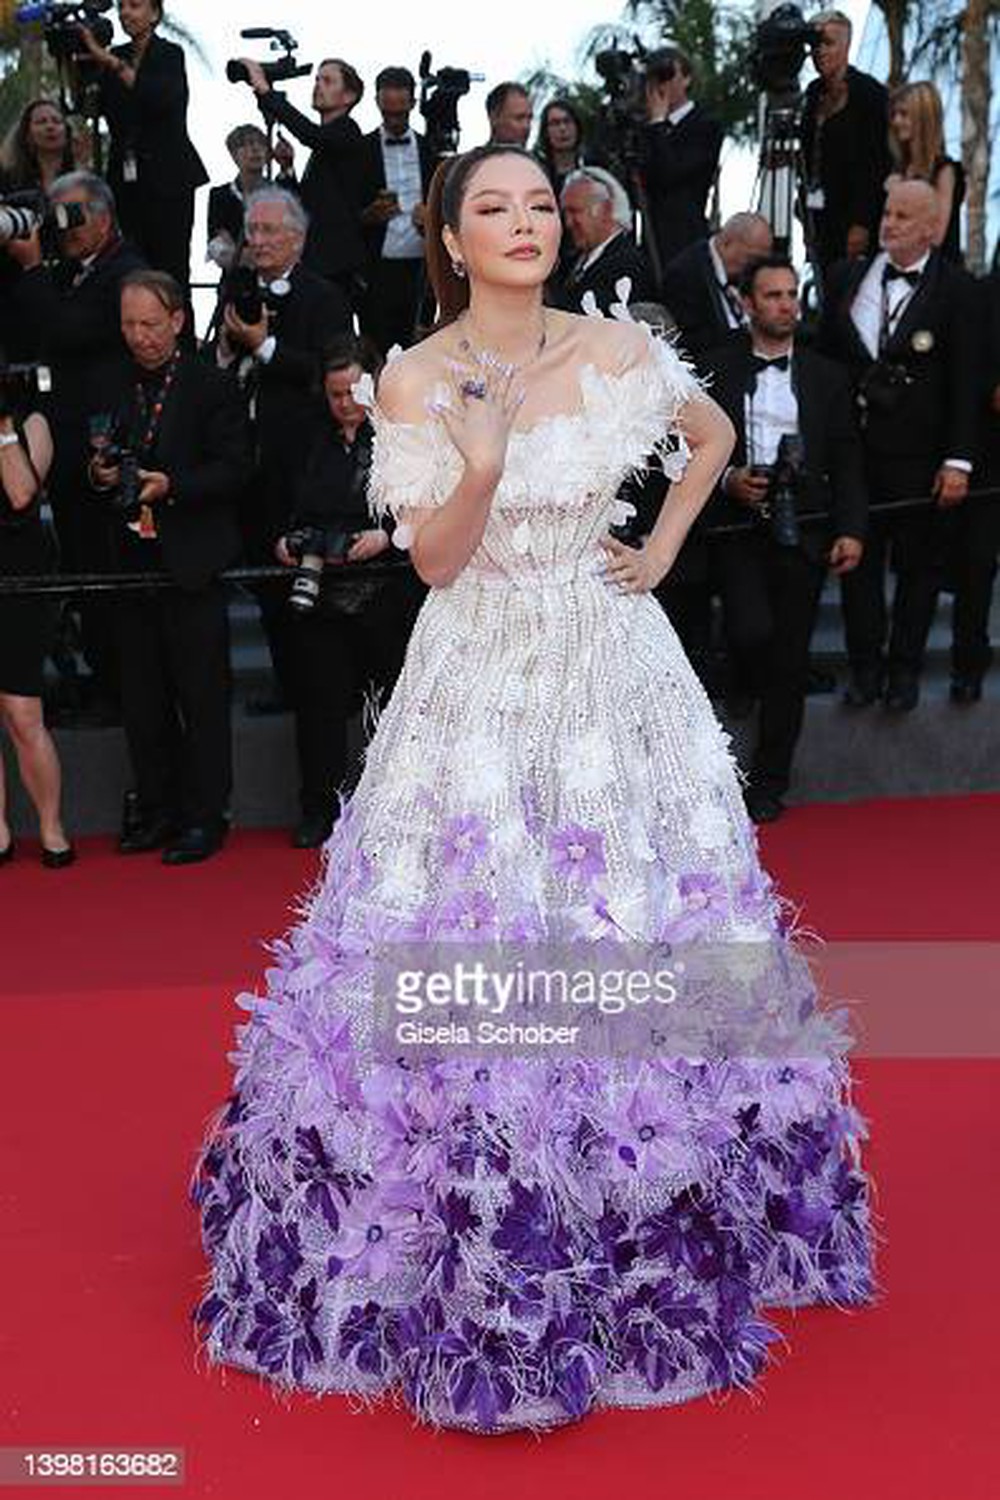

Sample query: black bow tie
[384,134,412,146]
[883,263,921,286]
[751,353,790,376]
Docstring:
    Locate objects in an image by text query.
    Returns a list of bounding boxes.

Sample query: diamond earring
[451,260,466,279]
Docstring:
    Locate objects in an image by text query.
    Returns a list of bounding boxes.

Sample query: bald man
[820,177,980,711]
[661,212,774,354]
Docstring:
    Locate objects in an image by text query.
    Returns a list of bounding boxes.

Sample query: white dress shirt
[379,127,423,261]
[745,346,798,467]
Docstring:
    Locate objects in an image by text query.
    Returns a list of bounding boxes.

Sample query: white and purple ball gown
[193,319,874,1432]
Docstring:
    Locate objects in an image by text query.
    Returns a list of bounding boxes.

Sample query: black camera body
[226,27,311,87]
[16,0,114,64]
[750,3,822,100]
[418,52,483,157]
[856,360,914,425]
[99,440,142,520]
[286,525,355,613]
[0,191,87,256]
[224,264,263,326]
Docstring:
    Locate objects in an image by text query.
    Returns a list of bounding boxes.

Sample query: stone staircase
[4,579,998,836]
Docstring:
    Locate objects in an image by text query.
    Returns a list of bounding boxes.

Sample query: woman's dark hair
[424,144,551,324]
[535,97,584,167]
[0,98,74,189]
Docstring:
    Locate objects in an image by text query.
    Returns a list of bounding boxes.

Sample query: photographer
[704,256,867,822]
[206,123,292,272]
[555,166,655,315]
[78,0,207,292]
[358,67,436,354]
[820,178,979,711]
[239,55,366,304]
[90,270,249,864]
[217,186,351,711]
[0,399,74,867]
[801,9,891,276]
[6,170,145,720]
[277,335,421,847]
[642,47,723,272]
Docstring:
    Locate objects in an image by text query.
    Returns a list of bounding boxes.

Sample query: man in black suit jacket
[704,256,867,821]
[801,12,891,276]
[6,170,146,716]
[555,167,655,314]
[91,272,251,863]
[218,186,351,710]
[240,56,366,304]
[641,47,723,278]
[819,178,979,710]
[357,67,436,353]
[661,213,773,355]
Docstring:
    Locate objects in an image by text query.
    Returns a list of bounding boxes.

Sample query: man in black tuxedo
[218,186,351,710]
[358,67,436,354]
[5,170,146,719]
[555,167,655,314]
[641,47,723,278]
[704,256,867,821]
[240,55,366,305]
[801,10,891,277]
[91,271,250,863]
[661,213,773,355]
[820,178,979,710]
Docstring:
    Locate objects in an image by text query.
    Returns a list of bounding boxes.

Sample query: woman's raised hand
[434,356,525,483]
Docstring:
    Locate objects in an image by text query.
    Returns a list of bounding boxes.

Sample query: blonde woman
[889,81,964,261]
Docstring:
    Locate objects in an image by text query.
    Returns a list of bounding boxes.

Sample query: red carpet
[2,796,997,1499]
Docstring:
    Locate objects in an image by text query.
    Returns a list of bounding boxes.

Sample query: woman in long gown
[193,146,875,1433]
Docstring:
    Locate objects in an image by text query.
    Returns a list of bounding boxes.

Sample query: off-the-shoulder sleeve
[587,319,706,482]
[366,409,462,525]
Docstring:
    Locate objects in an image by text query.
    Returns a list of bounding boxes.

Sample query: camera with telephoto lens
[15,0,114,64]
[286,525,355,613]
[226,27,311,86]
[0,362,53,419]
[99,440,142,520]
[759,433,805,548]
[0,190,87,248]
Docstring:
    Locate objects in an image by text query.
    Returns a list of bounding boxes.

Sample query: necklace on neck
[456,310,548,374]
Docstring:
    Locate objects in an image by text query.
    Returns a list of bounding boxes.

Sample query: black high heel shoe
[41,843,76,869]
[0,839,14,865]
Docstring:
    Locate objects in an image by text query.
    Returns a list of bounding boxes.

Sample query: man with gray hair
[555,166,655,315]
[4,169,146,722]
[801,9,891,277]
[221,184,352,713]
[661,211,774,354]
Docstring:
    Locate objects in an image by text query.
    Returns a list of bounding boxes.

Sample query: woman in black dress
[888,81,965,263]
[78,0,207,291]
[0,408,74,866]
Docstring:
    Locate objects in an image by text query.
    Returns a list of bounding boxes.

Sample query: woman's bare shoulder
[552,307,652,374]
[376,329,455,424]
